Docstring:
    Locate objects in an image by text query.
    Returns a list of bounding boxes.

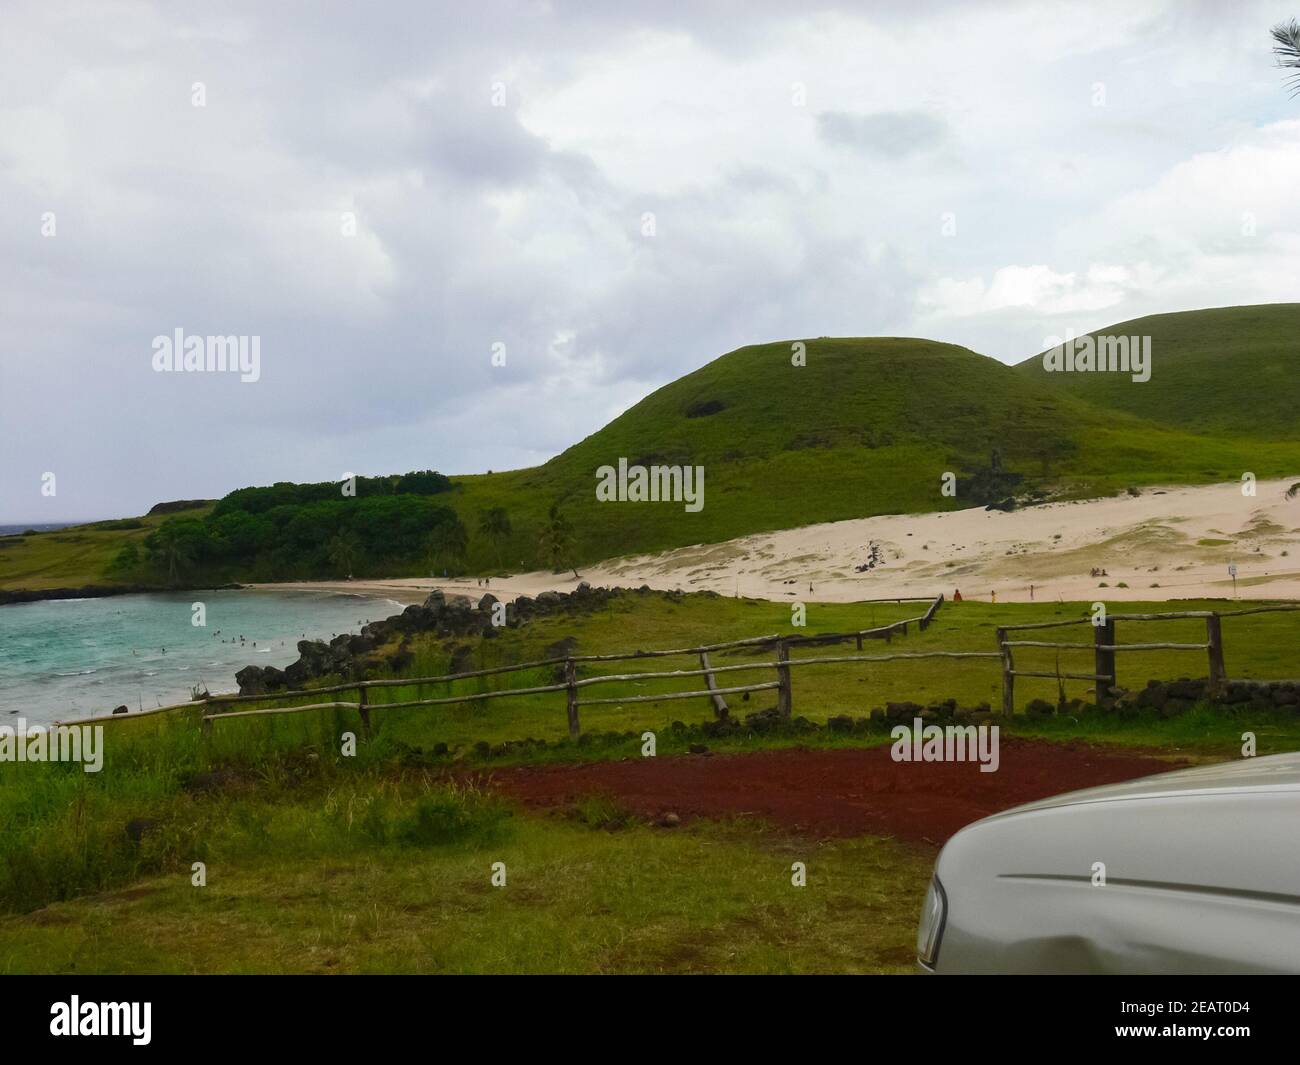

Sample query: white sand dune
[257,478,1300,607]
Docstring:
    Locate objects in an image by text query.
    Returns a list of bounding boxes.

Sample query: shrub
[570,794,635,830]
[394,787,510,847]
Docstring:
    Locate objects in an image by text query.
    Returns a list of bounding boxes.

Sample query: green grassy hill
[443,333,1300,570]
[7,315,1300,591]
[1013,303,1300,438]
[0,507,212,594]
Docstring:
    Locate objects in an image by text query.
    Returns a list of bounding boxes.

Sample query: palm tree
[326,529,362,577]
[538,503,579,579]
[152,524,193,585]
[1272,20,1300,96]
[426,518,469,574]
[477,506,512,567]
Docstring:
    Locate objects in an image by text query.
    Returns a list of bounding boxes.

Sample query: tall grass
[0,709,509,913]
[5,593,1298,914]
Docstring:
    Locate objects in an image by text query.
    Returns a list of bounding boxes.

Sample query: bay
[0,589,401,724]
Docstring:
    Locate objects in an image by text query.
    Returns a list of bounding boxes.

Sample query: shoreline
[0,582,243,607]
[253,479,1300,607]
[1,587,401,723]
[8,478,1300,609]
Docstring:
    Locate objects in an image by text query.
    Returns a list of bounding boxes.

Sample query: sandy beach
[254,478,1300,607]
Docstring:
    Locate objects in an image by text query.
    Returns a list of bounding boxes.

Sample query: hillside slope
[0,508,212,594]
[445,334,1300,569]
[7,326,1300,591]
[1013,303,1300,437]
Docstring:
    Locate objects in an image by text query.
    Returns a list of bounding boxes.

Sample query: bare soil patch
[483,740,1187,844]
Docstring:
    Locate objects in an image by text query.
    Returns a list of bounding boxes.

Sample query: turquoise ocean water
[0,590,403,724]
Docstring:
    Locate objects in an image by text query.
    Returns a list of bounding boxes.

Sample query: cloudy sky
[3,0,1299,522]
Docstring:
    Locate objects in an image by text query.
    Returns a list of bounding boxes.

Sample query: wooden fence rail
[994,604,1300,707]
[53,595,1300,734]
[63,593,940,736]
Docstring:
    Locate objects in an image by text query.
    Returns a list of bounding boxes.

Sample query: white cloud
[2,0,1299,520]
[918,261,1149,319]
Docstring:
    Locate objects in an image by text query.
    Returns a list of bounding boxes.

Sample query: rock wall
[233,581,652,695]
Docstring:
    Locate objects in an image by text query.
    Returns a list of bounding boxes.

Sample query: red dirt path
[483,740,1189,845]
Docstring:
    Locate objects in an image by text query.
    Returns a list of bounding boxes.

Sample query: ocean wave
[53,669,97,677]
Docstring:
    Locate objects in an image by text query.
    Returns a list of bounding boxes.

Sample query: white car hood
[989,750,1300,819]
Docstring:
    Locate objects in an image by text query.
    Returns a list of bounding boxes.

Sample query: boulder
[885,700,923,723]
[1167,678,1204,700]
[235,664,287,696]
[1024,698,1055,718]
[744,707,784,733]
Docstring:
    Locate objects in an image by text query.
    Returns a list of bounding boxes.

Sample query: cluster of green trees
[132,495,461,582]
[110,472,581,585]
[212,470,454,517]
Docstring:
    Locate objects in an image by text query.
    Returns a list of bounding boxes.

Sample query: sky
[3,0,1299,522]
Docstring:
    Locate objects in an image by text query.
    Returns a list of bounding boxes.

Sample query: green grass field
[5,301,1300,971]
[0,790,928,975]
[3,591,1298,973]
[193,593,1300,758]
[0,506,211,593]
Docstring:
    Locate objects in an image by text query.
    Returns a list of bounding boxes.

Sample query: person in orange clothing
[953,589,963,602]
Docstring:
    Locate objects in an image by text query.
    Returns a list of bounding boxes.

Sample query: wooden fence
[55,596,1300,735]
[57,594,947,735]
[996,603,1300,714]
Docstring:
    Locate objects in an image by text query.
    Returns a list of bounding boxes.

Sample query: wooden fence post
[564,658,580,738]
[997,627,1014,715]
[1206,614,1227,695]
[775,639,792,718]
[1095,618,1117,700]
[698,651,729,719]
[201,713,213,740]
[358,682,371,740]
[920,594,943,632]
